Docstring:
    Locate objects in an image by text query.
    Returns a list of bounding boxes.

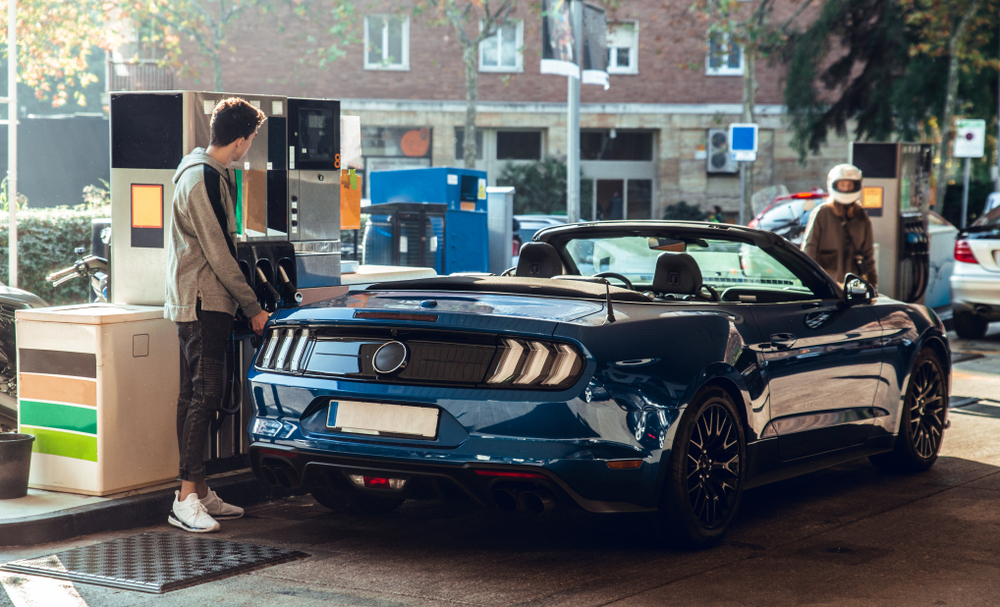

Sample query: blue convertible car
[247,220,950,548]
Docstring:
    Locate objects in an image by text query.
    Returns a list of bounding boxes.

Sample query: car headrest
[652,252,703,295]
[516,242,563,278]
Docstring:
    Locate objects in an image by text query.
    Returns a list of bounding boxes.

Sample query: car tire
[870,349,948,474]
[653,386,745,549]
[310,486,404,515]
[953,312,988,340]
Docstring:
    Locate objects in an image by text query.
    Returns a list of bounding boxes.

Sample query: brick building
[165,0,848,220]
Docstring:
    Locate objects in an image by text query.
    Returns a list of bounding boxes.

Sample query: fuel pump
[109,91,341,470]
[850,142,932,303]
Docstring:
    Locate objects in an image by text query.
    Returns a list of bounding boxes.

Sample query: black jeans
[176,307,233,482]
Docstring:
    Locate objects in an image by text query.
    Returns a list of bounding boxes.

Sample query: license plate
[326,400,439,440]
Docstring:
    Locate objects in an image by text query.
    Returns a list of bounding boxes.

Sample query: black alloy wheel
[953,312,989,340]
[871,349,948,473]
[654,387,745,549]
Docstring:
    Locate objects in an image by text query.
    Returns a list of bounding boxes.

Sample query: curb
[0,471,302,548]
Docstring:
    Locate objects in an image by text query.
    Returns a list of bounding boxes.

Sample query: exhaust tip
[491,488,519,512]
[518,490,555,515]
[272,465,300,489]
[260,466,278,487]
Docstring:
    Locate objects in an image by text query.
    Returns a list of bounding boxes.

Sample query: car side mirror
[843,273,874,305]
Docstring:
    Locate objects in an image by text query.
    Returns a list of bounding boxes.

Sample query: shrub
[497,157,570,215]
[662,201,708,221]
[0,208,108,305]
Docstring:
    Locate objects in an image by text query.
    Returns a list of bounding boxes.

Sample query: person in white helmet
[802,164,878,291]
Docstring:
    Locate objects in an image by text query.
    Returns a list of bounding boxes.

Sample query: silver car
[951,206,1000,338]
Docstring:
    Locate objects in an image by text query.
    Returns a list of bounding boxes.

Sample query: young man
[165,98,270,533]
[802,163,879,291]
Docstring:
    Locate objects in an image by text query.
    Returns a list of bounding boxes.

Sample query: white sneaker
[168,491,220,533]
[200,488,244,520]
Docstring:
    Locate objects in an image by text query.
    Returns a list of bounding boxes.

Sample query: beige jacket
[802,200,878,290]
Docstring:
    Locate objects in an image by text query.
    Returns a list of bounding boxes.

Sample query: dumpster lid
[14,304,166,325]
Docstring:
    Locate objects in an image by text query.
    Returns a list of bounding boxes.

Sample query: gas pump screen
[298,109,336,162]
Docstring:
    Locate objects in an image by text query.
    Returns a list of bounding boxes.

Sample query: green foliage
[662,201,708,221]
[496,158,570,215]
[0,208,106,305]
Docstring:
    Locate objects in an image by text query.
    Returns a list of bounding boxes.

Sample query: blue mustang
[247,221,950,548]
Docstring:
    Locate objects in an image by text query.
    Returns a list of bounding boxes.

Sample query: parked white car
[951,206,1000,338]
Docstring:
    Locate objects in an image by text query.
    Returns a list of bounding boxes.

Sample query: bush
[497,157,570,215]
[0,208,108,305]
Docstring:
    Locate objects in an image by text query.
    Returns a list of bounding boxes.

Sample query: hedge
[0,208,109,305]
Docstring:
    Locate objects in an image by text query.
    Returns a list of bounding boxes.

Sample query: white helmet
[827,163,863,204]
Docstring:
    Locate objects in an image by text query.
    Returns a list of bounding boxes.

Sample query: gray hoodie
[164,148,263,322]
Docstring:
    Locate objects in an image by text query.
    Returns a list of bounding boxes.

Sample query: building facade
[168,0,847,220]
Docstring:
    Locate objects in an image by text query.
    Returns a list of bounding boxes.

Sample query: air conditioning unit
[706,128,738,174]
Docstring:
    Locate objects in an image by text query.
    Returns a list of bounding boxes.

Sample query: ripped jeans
[175,307,233,482]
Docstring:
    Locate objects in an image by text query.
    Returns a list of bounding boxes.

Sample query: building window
[581,130,653,161]
[365,15,409,70]
[706,31,743,76]
[606,22,638,75]
[479,20,523,72]
[496,131,542,160]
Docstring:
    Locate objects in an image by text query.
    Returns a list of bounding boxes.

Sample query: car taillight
[748,217,760,228]
[256,327,312,372]
[487,339,584,388]
[954,239,978,264]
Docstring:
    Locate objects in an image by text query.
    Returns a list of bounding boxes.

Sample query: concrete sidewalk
[0,469,297,547]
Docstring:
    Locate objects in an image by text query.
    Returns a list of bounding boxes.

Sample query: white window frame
[364,15,410,71]
[478,19,524,73]
[705,31,744,76]
[606,21,639,75]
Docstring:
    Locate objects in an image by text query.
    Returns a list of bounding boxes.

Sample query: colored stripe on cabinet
[18,373,97,408]
[21,426,98,462]
[19,349,97,379]
[20,400,97,435]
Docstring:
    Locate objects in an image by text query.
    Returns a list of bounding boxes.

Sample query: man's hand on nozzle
[251,310,270,335]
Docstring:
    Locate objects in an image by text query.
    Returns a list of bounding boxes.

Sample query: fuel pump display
[851,142,932,303]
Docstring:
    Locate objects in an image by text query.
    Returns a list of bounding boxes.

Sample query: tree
[121,0,356,91]
[0,0,116,107]
[415,0,516,168]
[783,0,1000,214]
[691,0,816,224]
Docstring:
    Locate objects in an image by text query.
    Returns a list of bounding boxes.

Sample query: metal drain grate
[1,532,307,594]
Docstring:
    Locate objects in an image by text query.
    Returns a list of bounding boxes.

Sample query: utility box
[369,167,489,273]
[487,186,515,274]
[15,304,179,496]
[362,203,446,273]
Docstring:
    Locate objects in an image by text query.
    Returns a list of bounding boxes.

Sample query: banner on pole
[581,3,609,90]
[541,0,609,88]
[541,0,578,78]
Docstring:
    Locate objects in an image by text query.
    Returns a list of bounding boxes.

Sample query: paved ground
[3,327,1000,607]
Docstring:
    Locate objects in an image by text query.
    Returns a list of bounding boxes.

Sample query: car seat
[515,242,563,278]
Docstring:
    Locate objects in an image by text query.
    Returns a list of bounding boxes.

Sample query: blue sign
[728,123,758,162]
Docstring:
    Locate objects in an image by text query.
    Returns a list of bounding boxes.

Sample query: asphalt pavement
[2,327,1000,606]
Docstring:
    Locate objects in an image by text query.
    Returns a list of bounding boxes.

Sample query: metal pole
[566,0,581,223]
[7,0,15,288]
[961,157,971,229]
[996,25,1000,192]
[738,162,746,225]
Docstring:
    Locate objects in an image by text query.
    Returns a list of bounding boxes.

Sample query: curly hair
[210,97,266,147]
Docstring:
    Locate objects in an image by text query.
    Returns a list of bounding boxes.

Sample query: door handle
[769,333,797,349]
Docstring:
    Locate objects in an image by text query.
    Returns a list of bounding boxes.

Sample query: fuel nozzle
[255,267,281,312]
[277,266,303,306]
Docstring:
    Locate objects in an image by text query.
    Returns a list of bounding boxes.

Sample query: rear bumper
[950,271,1000,318]
[249,442,658,513]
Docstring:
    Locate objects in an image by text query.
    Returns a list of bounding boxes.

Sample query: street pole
[7,0,15,288]
[738,162,746,225]
[566,0,581,223]
[962,156,971,229]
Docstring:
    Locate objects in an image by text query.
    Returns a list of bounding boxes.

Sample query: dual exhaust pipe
[491,487,555,514]
[259,460,301,489]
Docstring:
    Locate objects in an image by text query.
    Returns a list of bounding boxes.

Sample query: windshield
[563,236,815,294]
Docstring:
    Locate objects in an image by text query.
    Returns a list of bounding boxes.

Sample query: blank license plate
[326,400,439,439]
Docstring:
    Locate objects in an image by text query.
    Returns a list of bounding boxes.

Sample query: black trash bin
[0,433,34,499]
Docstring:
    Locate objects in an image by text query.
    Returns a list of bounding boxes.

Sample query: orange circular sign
[400,129,431,157]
